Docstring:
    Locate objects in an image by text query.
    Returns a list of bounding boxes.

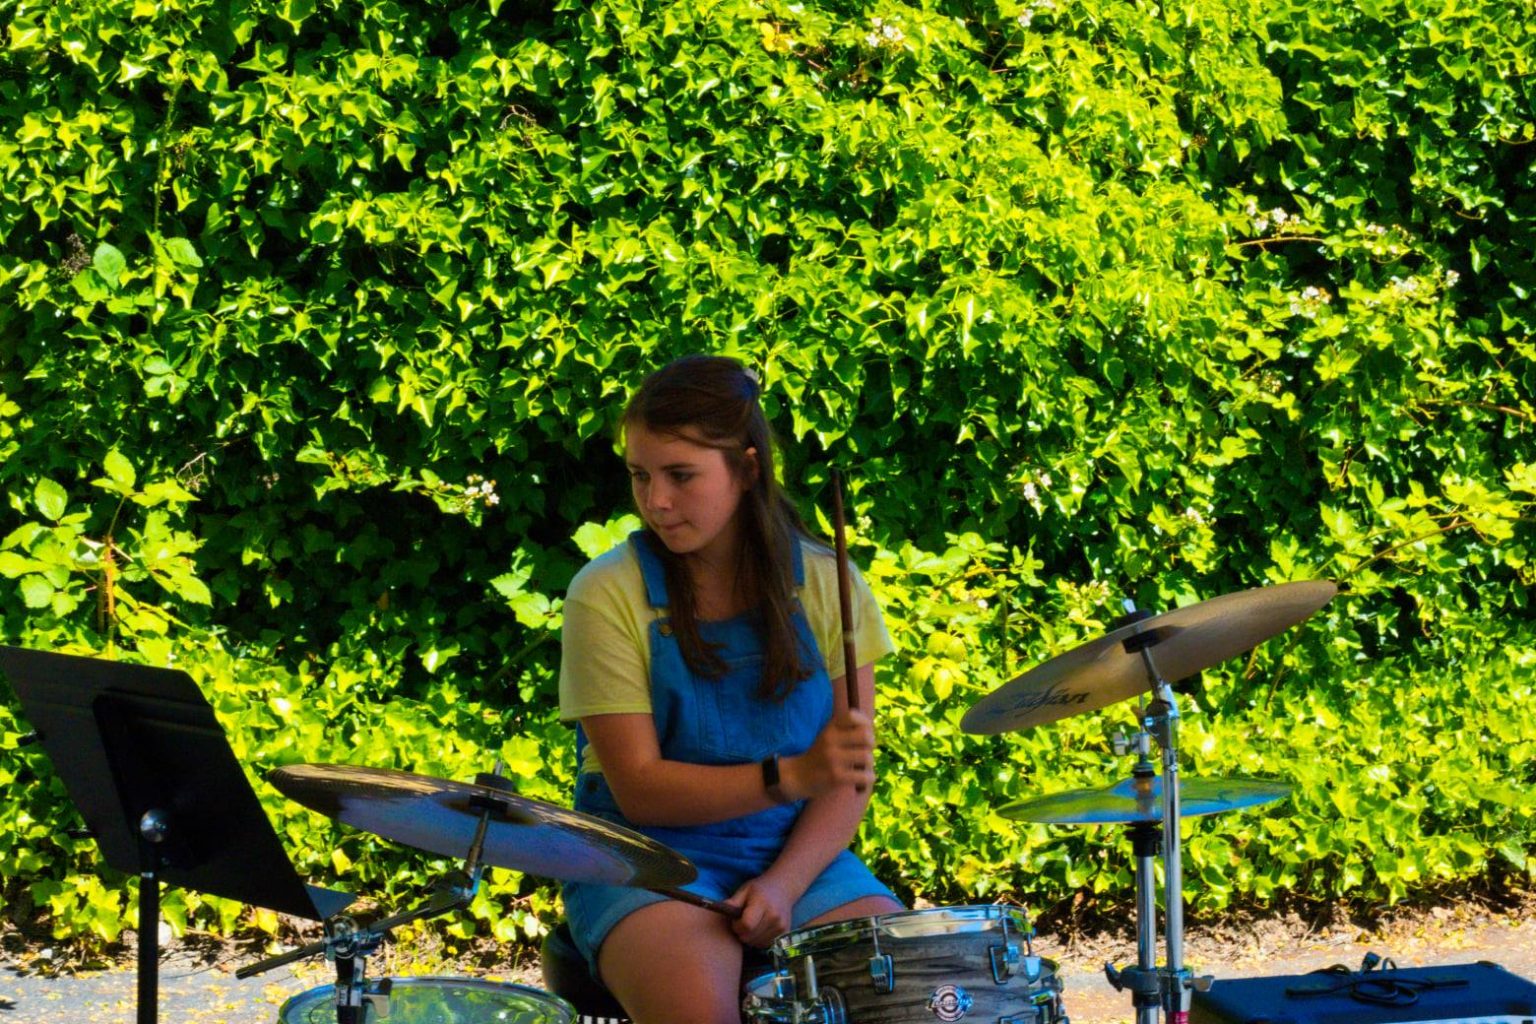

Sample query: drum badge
[928,983,974,1022]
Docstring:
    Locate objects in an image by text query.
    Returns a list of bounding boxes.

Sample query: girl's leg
[597,899,746,1024]
[800,893,903,929]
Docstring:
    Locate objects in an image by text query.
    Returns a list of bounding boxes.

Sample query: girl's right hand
[784,709,876,800]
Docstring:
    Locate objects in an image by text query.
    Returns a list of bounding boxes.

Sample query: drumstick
[649,886,744,919]
[830,469,860,712]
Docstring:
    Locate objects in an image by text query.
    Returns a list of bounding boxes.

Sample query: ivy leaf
[572,515,642,559]
[163,237,203,268]
[0,551,38,577]
[103,450,137,489]
[92,243,125,287]
[33,479,68,521]
[280,0,315,30]
[19,574,54,609]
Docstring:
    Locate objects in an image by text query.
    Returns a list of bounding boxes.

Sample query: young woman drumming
[558,355,902,1024]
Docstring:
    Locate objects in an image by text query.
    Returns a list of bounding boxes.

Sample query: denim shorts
[563,844,895,978]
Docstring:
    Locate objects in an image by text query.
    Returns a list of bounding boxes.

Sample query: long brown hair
[623,355,813,700]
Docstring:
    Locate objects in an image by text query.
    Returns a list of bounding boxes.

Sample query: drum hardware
[990,906,1036,984]
[869,947,895,994]
[239,765,517,1023]
[965,583,1335,1024]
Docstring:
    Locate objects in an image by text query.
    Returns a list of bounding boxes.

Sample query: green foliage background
[2,0,1534,951]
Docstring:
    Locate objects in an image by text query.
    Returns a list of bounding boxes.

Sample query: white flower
[866,16,905,47]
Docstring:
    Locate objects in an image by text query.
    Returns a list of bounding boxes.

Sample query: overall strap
[790,533,806,588]
[628,530,672,609]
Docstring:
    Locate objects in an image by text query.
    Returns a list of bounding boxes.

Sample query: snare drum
[759,905,1066,1024]
[278,976,575,1023]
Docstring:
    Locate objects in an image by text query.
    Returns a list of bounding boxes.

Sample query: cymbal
[961,580,1336,735]
[1000,775,1291,825]
[271,764,697,889]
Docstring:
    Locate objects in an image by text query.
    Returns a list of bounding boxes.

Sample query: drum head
[278,976,574,1023]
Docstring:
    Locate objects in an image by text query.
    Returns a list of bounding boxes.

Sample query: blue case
[1189,961,1536,1024]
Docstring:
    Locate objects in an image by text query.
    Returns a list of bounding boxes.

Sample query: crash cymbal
[1000,775,1290,825]
[961,580,1336,735]
[271,764,696,889]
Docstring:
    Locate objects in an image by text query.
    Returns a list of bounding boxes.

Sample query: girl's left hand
[726,875,796,947]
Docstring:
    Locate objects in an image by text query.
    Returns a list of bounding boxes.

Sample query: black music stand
[0,645,353,1024]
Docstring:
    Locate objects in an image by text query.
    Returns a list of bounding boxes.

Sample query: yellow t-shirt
[558,537,895,775]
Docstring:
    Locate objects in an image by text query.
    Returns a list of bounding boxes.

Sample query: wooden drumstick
[649,886,744,919]
[830,469,860,712]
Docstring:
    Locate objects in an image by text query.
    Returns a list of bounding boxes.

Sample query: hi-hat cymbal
[271,764,696,889]
[1000,775,1291,825]
[961,580,1336,735]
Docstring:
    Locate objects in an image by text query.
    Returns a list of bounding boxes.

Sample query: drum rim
[278,975,574,1021]
[775,903,1031,956]
[742,969,817,1024]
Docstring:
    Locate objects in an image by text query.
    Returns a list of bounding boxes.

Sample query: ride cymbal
[1000,775,1291,825]
[271,763,696,889]
[961,580,1336,735]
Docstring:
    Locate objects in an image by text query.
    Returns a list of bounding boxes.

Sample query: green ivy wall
[1,0,1533,949]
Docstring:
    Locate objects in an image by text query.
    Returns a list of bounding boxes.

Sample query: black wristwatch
[761,754,789,804]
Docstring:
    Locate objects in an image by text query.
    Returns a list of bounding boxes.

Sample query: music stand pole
[137,813,168,1024]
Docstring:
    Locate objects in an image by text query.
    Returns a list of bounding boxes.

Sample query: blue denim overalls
[561,531,893,973]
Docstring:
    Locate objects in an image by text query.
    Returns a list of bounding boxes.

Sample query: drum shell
[769,906,1064,1024]
[277,975,575,1023]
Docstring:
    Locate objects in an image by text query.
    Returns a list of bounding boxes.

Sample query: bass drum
[278,976,575,1023]
[765,905,1067,1024]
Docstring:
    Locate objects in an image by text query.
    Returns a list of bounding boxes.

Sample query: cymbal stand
[238,764,508,1023]
[1103,608,1212,1023]
[1104,727,1164,1023]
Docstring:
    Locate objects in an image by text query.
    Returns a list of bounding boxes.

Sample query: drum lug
[869,952,895,994]
[989,941,1020,983]
[989,941,1045,986]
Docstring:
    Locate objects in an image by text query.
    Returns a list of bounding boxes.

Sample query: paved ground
[4,896,1535,1023]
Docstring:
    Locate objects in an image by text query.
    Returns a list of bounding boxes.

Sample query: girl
[558,355,902,1024]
